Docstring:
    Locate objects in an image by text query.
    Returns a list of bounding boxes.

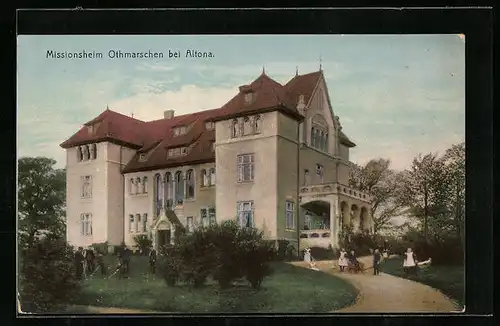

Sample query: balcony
[299,182,372,203]
[299,229,332,249]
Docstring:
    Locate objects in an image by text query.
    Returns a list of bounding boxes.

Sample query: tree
[349,159,405,234]
[18,157,66,249]
[398,153,450,241]
[133,234,153,255]
[442,142,465,246]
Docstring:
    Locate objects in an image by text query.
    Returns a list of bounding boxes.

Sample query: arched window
[320,131,325,151]
[175,171,184,204]
[243,116,252,135]
[164,172,173,209]
[209,168,216,186]
[143,213,148,232]
[142,176,148,194]
[324,133,329,152]
[186,169,195,199]
[77,147,83,162]
[136,177,141,194]
[80,214,85,235]
[129,178,135,195]
[231,119,238,138]
[310,127,315,148]
[83,145,90,160]
[92,144,97,159]
[135,214,141,233]
[254,115,262,134]
[201,169,208,187]
[154,174,162,217]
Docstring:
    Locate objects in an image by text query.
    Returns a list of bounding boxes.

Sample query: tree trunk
[423,185,429,242]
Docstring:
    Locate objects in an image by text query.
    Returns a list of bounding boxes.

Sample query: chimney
[164,110,174,119]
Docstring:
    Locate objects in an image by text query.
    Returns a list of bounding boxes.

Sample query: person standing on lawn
[74,247,85,280]
[403,248,418,276]
[338,248,348,272]
[149,248,157,275]
[373,248,382,275]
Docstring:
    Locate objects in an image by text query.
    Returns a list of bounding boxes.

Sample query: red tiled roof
[60,70,326,173]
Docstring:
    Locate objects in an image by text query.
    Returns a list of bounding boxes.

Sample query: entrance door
[157,230,171,251]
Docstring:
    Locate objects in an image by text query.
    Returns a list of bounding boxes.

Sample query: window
[205,121,215,130]
[211,141,215,152]
[285,201,295,229]
[231,119,239,138]
[209,207,216,225]
[244,91,254,104]
[136,214,141,233]
[81,176,92,198]
[243,116,252,136]
[186,169,195,199]
[143,176,148,193]
[174,126,187,136]
[91,144,97,159]
[175,171,184,204]
[186,216,194,232]
[237,154,254,182]
[310,127,316,148]
[80,213,92,236]
[201,169,208,187]
[168,147,183,157]
[136,177,141,194]
[129,215,134,233]
[201,207,216,227]
[181,147,187,155]
[83,145,90,160]
[129,178,135,195]
[154,174,162,217]
[237,201,254,228]
[200,208,208,227]
[254,115,262,134]
[77,147,83,162]
[304,169,310,186]
[139,153,147,162]
[143,213,148,232]
[209,168,216,186]
[316,164,324,182]
[164,172,173,209]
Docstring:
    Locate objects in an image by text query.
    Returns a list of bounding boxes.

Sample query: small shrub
[19,238,81,313]
[309,246,337,260]
[159,245,182,286]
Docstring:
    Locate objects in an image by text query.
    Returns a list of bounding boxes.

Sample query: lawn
[382,257,464,309]
[72,255,358,313]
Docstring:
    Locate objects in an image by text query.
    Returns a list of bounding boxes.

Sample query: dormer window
[139,153,147,162]
[87,125,93,134]
[173,126,188,136]
[205,121,215,130]
[244,91,254,105]
[181,147,187,155]
[168,146,188,158]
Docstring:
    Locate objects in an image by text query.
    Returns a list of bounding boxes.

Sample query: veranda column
[329,196,337,249]
[170,225,175,245]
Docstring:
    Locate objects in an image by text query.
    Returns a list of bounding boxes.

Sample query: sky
[17,35,465,171]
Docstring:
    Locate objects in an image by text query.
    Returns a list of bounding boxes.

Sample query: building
[60,70,373,253]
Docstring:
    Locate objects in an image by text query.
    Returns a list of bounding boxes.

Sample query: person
[74,247,85,280]
[338,248,348,272]
[303,248,318,270]
[403,248,418,275]
[149,248,157,275]
[95,252,106,276]
[121,247,131,277]
[85,248,96,274]
[349,250,361,272]
[373,248,382,275]
[382,248,389,260]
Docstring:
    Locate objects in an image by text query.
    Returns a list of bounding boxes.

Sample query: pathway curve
[290,256,459,313]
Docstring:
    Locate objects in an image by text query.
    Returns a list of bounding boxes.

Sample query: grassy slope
[74,256,358,313]
[382,257,464,309]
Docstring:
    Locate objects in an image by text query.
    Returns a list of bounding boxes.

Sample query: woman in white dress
[338,248,348,272]
[303,248,318,270]
[403,248,418,275]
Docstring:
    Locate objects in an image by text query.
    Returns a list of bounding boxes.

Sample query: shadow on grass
[73,257,358,313]
[382,257,464,309]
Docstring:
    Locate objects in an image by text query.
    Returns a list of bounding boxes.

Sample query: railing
[300,229,331,239]
[299,182,372,202]
[299,229,332,249]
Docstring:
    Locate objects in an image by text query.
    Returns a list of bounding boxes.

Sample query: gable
[306,75,336,131]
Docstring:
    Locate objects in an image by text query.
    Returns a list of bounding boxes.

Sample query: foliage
[160,221,276,290]
[274,240,297,261]
[19,238,81,313]
[18,157,66,249]
[132,234,153,255]
[308,246,338,260]
[349,159,405,233]
[338,225,382,256]
[90,242,109,255]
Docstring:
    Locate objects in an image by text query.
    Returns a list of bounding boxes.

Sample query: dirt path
[290,256,459,313]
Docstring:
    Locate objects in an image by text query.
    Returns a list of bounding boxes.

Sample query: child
[338,248,348,272]
[373,248,382,275]
[403,248,418,275]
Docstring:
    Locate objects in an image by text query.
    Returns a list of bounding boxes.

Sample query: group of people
[336,248,389,274]
[73,246,159,280]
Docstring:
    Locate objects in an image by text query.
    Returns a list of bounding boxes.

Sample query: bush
[275,240,297,261]
[161,220,276,290]
[19,238,81,313]
[133,234,152,255]
[90,242,108,255]
[308,246,338,260]
[399,232,463,266]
